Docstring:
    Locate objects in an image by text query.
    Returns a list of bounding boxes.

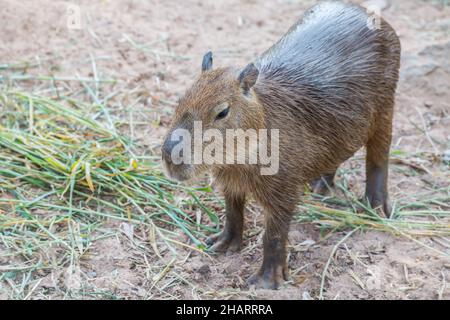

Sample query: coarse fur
[161,1,401,289]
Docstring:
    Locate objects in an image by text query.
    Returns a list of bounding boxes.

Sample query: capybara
[161,1,400,289]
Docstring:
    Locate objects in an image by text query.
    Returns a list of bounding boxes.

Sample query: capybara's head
[161,52,264,181]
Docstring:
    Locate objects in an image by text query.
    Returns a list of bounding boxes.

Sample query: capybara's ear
[238,63,259,94]
[201,51,213,71]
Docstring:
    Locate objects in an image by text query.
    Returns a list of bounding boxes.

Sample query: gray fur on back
[256,2,391,83]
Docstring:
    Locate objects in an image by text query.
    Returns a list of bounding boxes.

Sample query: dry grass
[0,84,221,298]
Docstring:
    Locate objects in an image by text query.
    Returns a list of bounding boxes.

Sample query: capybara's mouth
[161,160,194,182]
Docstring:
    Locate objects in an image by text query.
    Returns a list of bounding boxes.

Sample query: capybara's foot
[366,191,392,217]
[311,173,335,195]
[206,231,242,254]
[247,264,289,290]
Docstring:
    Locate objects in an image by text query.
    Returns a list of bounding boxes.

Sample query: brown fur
[161,2,401,289]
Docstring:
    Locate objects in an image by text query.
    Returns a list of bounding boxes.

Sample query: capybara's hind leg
[311,171,336,195]
[365,117,393,216]
[206,193,245,254]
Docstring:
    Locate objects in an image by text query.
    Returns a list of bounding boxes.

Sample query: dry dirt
[0,0,449,299]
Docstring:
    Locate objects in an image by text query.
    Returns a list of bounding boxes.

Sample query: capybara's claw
[247,273,279,290]
[311,178,331,195]
[311,172,336,195]
[247,265,289,290]
[206,231,241,254]
[366,192,392,218]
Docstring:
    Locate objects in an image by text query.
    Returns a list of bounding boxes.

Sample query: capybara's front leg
[206,193,245,254]
[247,208,292,289]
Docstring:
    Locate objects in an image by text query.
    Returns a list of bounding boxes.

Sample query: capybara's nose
[161,138,177,164]
[161,147,171,164]
[161,143,171,164]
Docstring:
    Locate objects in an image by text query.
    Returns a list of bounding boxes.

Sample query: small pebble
[196,264,211,275]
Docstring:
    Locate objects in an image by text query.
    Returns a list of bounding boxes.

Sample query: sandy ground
[0,0,449,299]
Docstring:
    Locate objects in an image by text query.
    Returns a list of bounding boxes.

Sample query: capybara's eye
[215,106,230,120]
